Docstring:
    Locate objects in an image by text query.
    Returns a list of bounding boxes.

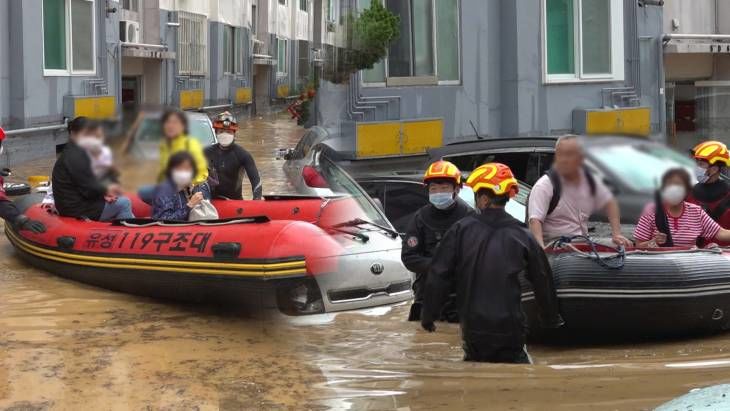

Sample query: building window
[300,0,308,12]
[121,0,138,12]
[178,12,207,76]
[544,0,624,83]
[277,38,288,76]
[361,0,460,86]
[223,26,242,74]
[42,0,96,75]
[279,0,287,5]
[327,0,336,22]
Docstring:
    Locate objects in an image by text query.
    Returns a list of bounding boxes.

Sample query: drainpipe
[5,120,69,137]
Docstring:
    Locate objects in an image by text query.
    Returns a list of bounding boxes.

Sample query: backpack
[525,168,597,223]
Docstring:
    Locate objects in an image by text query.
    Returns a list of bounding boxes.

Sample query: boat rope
[550,235,626,270]
[119,218,260,228]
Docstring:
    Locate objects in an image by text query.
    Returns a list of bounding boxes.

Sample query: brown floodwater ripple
[2,115,730,410]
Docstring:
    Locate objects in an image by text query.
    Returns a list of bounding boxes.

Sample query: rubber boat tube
[521,242,730,340]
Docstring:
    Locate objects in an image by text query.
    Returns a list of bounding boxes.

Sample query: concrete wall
[663,0,717,35]
[321,0,664,151]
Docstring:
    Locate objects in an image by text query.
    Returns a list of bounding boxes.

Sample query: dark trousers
[462,341,532,364]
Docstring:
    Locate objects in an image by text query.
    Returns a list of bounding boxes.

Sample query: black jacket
[422,208,563,346]
[52,142,107,220]
[401,198,473,300]
[204,144,262,200]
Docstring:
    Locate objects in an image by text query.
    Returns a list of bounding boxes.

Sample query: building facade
[1,0,121,162]
[312,0,667,159]
[0,0,316,162]
[663,0,730,150]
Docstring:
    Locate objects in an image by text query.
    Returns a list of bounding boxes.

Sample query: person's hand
[611,233,632,248]
[421,321,436,333]
[14,215,46,234]
[653,231,668,246]
[106,183,122,197]
[187,192,204,208]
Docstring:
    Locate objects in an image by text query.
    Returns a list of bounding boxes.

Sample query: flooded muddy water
[2,115,730,410]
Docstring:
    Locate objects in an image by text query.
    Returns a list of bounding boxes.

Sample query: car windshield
[587,143,695,192]
[136,116,216,147]
[317,155,392,228]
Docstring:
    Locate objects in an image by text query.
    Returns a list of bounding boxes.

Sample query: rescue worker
[421,163,563,364]
[688,140,730,246]
[204,112,262,200]
[0,127,45,233]
[401,160,472,322]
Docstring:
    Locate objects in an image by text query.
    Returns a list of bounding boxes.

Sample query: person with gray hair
[527,135,631,247]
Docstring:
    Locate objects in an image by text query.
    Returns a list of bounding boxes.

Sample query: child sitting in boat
[634,168,730,248]
[152,151,205,221]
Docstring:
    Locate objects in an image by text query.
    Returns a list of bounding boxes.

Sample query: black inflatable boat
[522,240,730,340]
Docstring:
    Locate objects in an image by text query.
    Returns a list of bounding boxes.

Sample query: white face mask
[172,169,193,187]
[217,132,235,147]
[661,184,686,206]
[76,135,102,151]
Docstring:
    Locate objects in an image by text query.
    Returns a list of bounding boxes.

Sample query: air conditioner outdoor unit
[120,20,140,44]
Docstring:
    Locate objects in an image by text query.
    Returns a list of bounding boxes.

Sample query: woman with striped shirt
[634,168,730,248]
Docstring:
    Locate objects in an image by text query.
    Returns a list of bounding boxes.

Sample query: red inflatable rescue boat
[7,194,413,314]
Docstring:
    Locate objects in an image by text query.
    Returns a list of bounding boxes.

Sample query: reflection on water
[2,114,730,410]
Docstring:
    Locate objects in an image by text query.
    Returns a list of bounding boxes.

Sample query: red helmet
[423,160,461,185]
[465,163,519,198]
[693,140,730,167]
[212,111,238,132]
[0,126,5,142]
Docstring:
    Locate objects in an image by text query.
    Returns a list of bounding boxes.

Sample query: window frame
[541,0,625,84]
[178,12,208,76]
[277,38,288,77]
[223,25,242,75]
[299,0,308,12]
[360,0,461,88]
[42,0,97,77]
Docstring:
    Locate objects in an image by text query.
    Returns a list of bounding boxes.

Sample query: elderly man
[528,135,631,248]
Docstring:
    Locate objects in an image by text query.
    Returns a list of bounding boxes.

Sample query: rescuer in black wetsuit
[204,112,262,200]
[421,163,563,364]
[0,127,45,234]
[401,160,473,322]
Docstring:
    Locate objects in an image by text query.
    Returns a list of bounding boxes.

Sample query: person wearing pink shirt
[528,135,631,248]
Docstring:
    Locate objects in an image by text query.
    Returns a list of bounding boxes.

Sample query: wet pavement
[2,114,730,410]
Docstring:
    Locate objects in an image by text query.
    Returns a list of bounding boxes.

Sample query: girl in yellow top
[138,109,210,204]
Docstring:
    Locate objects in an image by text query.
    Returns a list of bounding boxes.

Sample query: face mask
[661,184,686,206]
[217,132,235,147]
[76,135,101,150]
[172,170,193,187]
[695,165,711,184]
[429,192,455,210]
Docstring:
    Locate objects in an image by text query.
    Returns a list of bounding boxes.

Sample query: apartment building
[312,0,667,160]
[0,0,120,162]
[663,0,730,150]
